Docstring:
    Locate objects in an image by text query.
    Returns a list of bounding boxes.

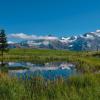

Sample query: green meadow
[0,49,100,100]
[1,48,100,72]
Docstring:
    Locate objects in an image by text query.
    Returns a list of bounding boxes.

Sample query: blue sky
[0,0,100,37]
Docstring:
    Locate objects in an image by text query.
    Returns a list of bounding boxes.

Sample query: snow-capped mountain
[66,30,100,51]
[8,30,100,51]
[19,39,68,49]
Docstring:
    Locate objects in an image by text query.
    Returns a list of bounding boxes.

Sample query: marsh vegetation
[0,49,100,100]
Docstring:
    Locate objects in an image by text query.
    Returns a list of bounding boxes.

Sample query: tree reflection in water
[0,62,9,73]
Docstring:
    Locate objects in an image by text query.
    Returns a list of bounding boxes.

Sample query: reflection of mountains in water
[0,62,77,80]
[1,62,75,69]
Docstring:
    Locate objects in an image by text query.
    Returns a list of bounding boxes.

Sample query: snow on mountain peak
[8,29,100,51]
[86,35,95,39]
[60,36,78,43]
[43,41,50,46]
[83,33,95,39]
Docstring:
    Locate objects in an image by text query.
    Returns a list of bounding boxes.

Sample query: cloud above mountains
[8,33,58,40]
[8,29,100,43]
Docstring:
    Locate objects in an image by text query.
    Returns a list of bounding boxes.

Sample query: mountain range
[8,30,100,51]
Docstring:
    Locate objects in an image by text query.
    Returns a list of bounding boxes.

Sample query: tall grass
[0,73,99,100]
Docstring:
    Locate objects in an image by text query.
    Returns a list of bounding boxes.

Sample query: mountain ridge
[8,30,100,51]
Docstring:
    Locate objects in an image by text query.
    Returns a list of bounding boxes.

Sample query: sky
[0,0,100,39]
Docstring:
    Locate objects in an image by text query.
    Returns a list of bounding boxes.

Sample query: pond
[0,62,77,80]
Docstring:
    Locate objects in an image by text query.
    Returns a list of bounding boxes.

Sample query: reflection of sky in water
[7,62,77,80]
[10,69,77,80]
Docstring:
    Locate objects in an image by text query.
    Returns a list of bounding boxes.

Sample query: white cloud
[8,41,15,44]
[96,30,100,33]
[8,33,58,40]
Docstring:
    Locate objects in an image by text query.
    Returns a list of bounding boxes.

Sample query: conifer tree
[0,29,8,65]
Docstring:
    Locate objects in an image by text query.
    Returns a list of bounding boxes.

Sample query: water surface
[0,62,77,79]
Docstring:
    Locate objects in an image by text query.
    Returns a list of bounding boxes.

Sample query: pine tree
[0,29,8,65]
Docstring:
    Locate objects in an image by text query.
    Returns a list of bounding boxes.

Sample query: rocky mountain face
[67,30,100,51]
[8,30,100,51]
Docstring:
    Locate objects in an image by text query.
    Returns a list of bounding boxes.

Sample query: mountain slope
[8,30,100,51]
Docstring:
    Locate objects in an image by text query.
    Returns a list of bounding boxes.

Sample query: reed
[0,73,99,100]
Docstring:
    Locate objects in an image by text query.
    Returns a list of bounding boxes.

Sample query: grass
[1,48,100,72]
[0,49,100,100]
[0,73,99,100]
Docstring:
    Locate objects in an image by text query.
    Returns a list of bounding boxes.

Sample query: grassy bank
[1,48,100,72]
